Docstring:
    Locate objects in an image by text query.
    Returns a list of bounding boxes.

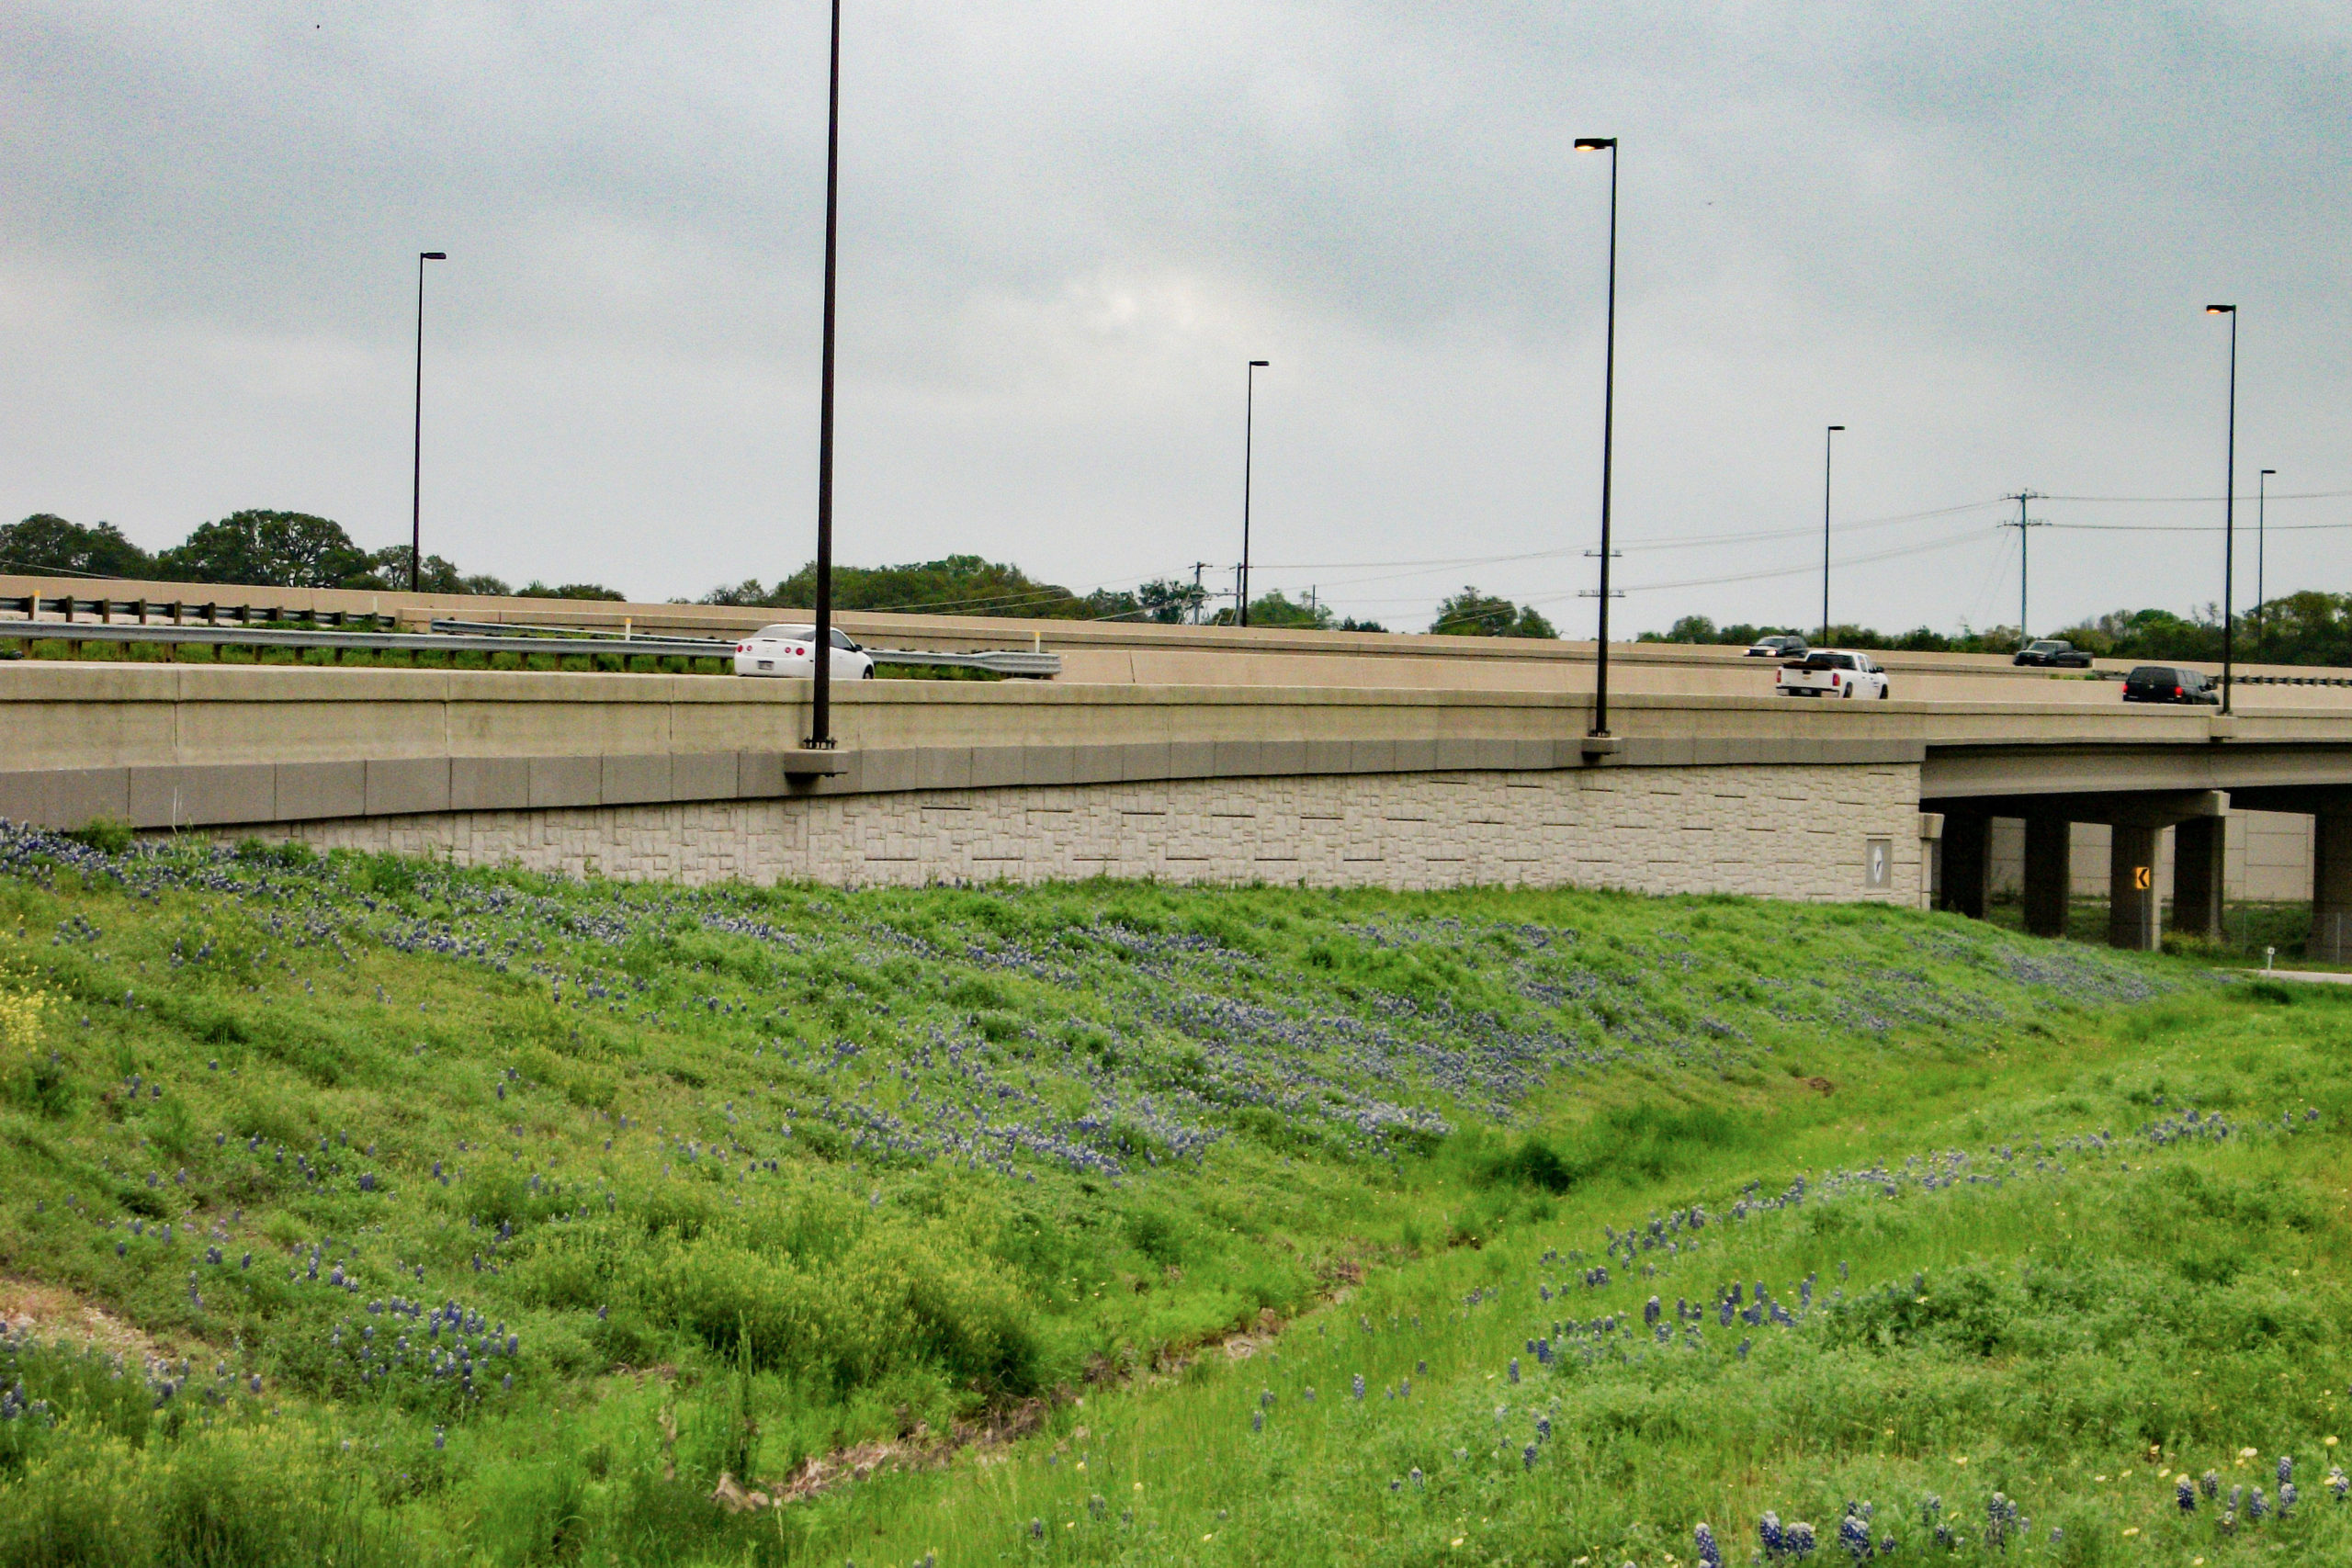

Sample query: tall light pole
[809,0,844,748]
[2257,468,2276,651]
[1238,359,1269,627]
[1574,135,1618,737]
[410,251,447,593]
[2207,304,2237,714]
[1819,424,1845,640]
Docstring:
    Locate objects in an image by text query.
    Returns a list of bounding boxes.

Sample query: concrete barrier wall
[231,760,1928,900]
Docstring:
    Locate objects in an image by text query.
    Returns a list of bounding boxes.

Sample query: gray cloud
[2,0,2345,633]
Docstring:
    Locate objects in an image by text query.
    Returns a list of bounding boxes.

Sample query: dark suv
[2014,638,2093,668]
[2122,665,2220,705]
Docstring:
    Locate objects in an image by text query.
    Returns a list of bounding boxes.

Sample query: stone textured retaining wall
[235,761,1926,901]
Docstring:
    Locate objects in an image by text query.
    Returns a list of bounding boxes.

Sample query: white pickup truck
[1776,649,1891,699]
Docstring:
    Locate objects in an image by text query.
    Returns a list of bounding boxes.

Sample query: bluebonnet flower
[2201,1470,2221,1500]
[2328,1464,2349,1502]
[1522,1443,1537,1472]
[1785,1520,1817,1559]
[1352,1373,1365,1401]
[2279,1482,2297,1517]
[1409,1467,1424,1490]
[2278,1454,2294,1487]
[1535,1414,1551,1443]
[1028,1518,1043,1540]
[2230,1484,2244,1514]
[433,1427,446,1450]
[1837,1512,1871,1563]
[1644,1296,1660,1326]
[1259,1388,1274,1408]
[2177,1477,2196,1513]
[1984,1493,2018,1551]
[1737,1338,1751,1360]
[1694,1522,1722,1568]
[1507,1359,1520,1385]
[2247,1487,2267,1522]
[1760,1511,1785,1558]
[1250,1410,1262,1433]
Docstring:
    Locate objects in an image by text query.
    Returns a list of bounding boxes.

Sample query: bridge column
[1938,810,1990,919]
[2109,823,2163,951]
[2313,810,2352,964]
[2172,815,2226,939]
[2022,818,2071,938]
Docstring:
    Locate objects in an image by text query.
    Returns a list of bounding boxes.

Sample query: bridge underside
[1924,775,2352,958]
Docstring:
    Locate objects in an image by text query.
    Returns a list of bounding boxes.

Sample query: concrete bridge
[7,571,2352,954]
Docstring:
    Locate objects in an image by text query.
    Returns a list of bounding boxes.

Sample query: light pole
[2207,304,2237,714]
[1238,360,1269,627]
[410,251,447,593]
[1574,135,1618,737]
[1819,424,1845,640]
[809,0,844,748]
[2257,468,2276,651]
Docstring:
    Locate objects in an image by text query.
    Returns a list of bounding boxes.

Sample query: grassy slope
[0,829,2343,1565]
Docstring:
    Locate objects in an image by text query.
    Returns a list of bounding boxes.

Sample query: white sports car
[731,624,876,680]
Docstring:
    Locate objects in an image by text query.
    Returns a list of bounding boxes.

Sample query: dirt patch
[710,1305,1296,1514]
[0,1277,164,1359]
[1804,1076,1837,1097]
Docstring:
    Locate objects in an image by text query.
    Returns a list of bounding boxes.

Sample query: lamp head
[2205,303,2234,315]
[2261,468,2277,476]
[1574,137,1616,152]
[422,251,447,261]
[1827,424,1846,433]
[1249,359,1269,367]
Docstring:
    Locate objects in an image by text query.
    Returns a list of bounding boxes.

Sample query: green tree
[154,510,373,589]
[1211,590,1334,630]
[705,556,1120,621]
[516,581,628,602]
[0,514,157,579]
[1430,586,1556,638]
[1134,577,1209,625]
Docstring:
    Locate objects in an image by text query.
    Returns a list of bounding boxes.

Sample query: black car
[1745,634,1809,659]
[2014,638,2094,668]
[2122,665,2220,705]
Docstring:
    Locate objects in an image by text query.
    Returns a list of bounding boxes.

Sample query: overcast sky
[3,2,2346,634]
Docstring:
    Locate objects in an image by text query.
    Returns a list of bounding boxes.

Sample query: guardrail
[433,616,1061,676]
[0,593,391,628]
[0,600,1060,677]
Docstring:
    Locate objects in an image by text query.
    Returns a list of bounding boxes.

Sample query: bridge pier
[2314,809,2352,964]
[2022,818,2071,937]
[2107,822,2163,951]
[1937,810,1991,919]
[2171,815,2227,939]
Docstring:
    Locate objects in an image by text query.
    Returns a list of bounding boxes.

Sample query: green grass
[1982,894,2339,971]
[0,827,2345,1565]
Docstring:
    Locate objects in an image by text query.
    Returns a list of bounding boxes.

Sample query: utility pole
[2001,491,2047,647]
[1190,561,1208,626]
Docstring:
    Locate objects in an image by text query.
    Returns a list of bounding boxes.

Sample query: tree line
[0,512,624,601]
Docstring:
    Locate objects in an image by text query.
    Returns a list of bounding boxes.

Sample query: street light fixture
[410,251,447,593]
[1820,424,1845,641]
[2206,304,2237,714]
[1574,136,1618,737]
[1239,360,1270,628]
[2257,468,2276,651]
[809,0,845,748]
